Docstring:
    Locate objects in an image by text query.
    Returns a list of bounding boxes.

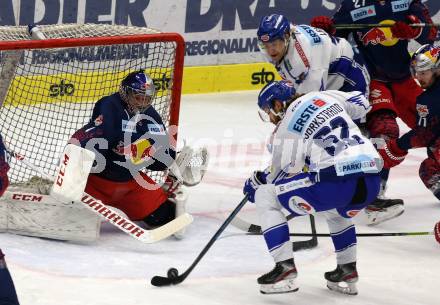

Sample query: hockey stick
[150,195,248,287]
[230,214,318,251]
[335,23,440,30]
[5,148,193,243]
[244,231,434,237]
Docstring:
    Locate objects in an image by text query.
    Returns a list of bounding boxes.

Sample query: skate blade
[365,205,404,226]
[260,278,299,294]
[327,280,358,295]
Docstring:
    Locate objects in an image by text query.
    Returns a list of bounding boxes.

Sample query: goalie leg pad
[85,172,168,221]
[51,144,95,203]
[0,191,100,242]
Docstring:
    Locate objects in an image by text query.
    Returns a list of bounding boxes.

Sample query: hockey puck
[167,268,179,279]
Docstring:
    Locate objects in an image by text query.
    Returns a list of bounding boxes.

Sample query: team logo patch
[350,5,376,21]
[313,99,326,107]
[94,114,103,126]
[346,209,361,217]
[288,196,315,215]
[391,0,410,12]
[288,96,329,134]
[416,104,429,118]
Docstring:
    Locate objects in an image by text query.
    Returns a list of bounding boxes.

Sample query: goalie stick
[151,195,249,287]
[5,148,193,244]
[231,214,318,251]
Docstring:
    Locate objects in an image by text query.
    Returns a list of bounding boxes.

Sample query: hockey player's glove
[378,139,408,169]
[243,171,269,203]
[310,16,335,35]
[391,15,422,40]
[434,221,440,245]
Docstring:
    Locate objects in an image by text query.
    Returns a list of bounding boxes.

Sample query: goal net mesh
[0,24,183,193]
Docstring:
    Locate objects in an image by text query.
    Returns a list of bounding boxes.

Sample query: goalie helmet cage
[0,24,184,191]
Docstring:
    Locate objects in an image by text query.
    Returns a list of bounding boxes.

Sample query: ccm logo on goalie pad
[11,193,43,202]
[56,153,70,187]
[81,195,145,238]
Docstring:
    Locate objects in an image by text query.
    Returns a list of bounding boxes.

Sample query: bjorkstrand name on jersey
[296,103,344,139]
[303,104,344,139]
[29,44,149,64]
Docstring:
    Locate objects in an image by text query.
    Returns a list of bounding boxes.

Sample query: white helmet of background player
[258,80,296,124]
[410,44,440,89]
[257,14,293,64]
[119,70,156,113]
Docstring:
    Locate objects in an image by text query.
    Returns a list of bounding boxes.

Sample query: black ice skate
[257,258,298,294]
[325,262,358,295]
[365,197,404,226]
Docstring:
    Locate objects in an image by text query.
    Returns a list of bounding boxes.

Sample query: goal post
[0,24,185,191]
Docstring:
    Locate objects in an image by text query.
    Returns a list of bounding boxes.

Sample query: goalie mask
[120,70,156,113]
[258,80,296,123]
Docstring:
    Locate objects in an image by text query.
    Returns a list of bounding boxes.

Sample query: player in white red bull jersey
[311,0,438,225]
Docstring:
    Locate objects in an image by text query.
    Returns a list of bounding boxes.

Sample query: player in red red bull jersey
[311,0,438,225]
[379,44,440,202]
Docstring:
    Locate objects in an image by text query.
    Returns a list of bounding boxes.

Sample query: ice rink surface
[1,91,439,305]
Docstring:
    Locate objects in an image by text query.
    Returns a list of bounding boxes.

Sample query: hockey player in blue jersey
[311,0,438,225]
[257,14,370,97]
[243,81,381,295]
[379,44,440,201]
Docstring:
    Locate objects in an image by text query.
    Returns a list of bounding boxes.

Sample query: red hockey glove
[311,16,336,35]
[391,15,422,40]
[435,221,440,245]
[378,139,408,169]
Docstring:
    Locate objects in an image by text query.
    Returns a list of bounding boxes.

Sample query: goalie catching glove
[168,143,209,188]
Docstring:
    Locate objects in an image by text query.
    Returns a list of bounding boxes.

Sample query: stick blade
[140,213,193,243]
[151,275,174,287]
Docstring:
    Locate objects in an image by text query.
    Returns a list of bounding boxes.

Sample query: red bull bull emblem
[416,104,429,118]
[360,27,387,46]
[430,47,440,57]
